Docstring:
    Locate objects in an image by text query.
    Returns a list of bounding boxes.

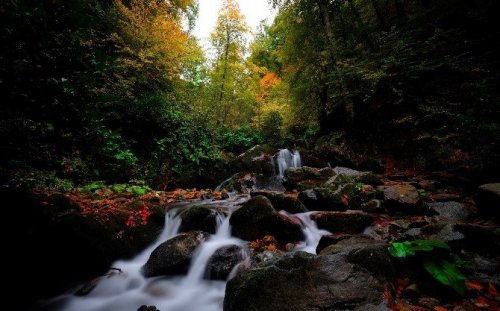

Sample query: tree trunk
[369,0,388,31]
[394,0,407,20]
[217,25,231,124]
[315,0,335,48]
[347,0,376,50]
[315,0,336,134]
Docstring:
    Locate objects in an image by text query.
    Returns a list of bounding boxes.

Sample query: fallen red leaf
[488,283,498,296]
[466,280,484,291]
[475,296,490,308]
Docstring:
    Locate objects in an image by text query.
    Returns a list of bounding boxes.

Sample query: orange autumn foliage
[249,235,280,252]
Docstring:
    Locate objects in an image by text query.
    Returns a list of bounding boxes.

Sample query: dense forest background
[1,0,499,191]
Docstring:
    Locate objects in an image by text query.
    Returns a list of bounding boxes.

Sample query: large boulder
[142,231,209,277]
[310,211,373,234]
[180,205,218,234]
[206,245,245,281]
[217,172,257,193]
[298,187,348,211]
[379,184,424,214]
[319,235,395,280]
[224,251,390,311]
[231,145,276,176]
[475,183,500,218]
[428,201,470,222]
[230,196,304,243]
[251,190,307,214]
[283,167,336,191]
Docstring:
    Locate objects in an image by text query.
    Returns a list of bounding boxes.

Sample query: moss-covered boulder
[224,251,389,311]
[231,145,277,176]
[298,187,348,211]
[283,166,336,191]
[206,245,245,280]
[142,231,209,277]
[229,196,304,243]
[180,205,218,234]
[250,190,307,214]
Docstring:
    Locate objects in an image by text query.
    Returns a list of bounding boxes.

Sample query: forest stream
[31,149,500,311]
[2,0,499,310]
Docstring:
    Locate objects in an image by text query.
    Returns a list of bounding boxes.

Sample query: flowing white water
[288,211,331,254]
[44,193,329,311]
[44,198,247,311]
[275,149,302,177]
[183,215,244,286]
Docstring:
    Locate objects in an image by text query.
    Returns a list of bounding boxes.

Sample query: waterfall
[42,190,330,311]
[275,148,302,177]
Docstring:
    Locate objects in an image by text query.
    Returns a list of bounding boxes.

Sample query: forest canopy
[1,0,499,190]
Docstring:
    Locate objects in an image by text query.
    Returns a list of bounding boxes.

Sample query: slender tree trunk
[314,0,336,134]
[347,0,375,50]
[217,25,231,125]
[334,3,348,44]
[369,0,388,31]
[394,0,407,20]
[419,0,430,9]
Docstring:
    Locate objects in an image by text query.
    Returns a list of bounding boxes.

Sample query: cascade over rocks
[142,231,210,277]
[224,251,390,311]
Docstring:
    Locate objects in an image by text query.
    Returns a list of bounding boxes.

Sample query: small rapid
[43,190,329,311]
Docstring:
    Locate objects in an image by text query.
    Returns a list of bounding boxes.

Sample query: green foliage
[79,181,151,196]
[423,258,467,295]
[89,124,138,180]
[216,126,264,155]
[79,181,106,193]
[262,111,283,144]
[388,240,450,258]
[12,169,74,192]
[389,240,466,294]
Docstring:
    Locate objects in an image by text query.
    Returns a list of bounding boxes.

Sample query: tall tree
[209,0,250,126]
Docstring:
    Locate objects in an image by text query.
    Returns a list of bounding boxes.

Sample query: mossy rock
[180,205,218,234]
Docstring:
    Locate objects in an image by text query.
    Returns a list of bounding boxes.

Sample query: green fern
[388,240,466,294]
[388,240,450,257]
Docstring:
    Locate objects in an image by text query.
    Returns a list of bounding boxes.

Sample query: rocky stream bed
[8,148,500,311]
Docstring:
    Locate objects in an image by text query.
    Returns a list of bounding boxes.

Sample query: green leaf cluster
[388,240,466,294]
[79,181,151,196]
